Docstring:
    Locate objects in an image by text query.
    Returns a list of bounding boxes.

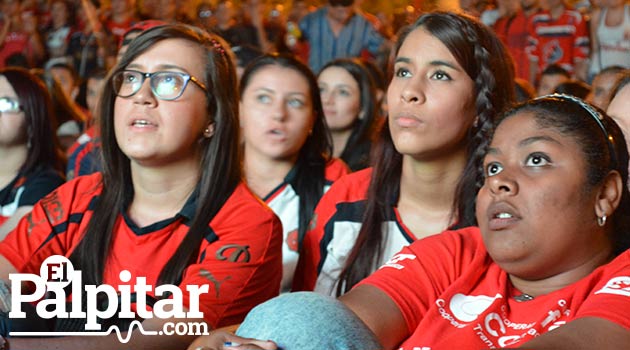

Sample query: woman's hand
[187,331,278,350]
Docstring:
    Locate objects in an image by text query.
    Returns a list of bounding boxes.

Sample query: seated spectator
[553,79,591,99]
[586,65,626,110]
[536,64,570,96]
[318,58,380,171]
[239,54,347,292]
[0,24,282,348]
[0,67,65,239]
[189,93,630,350]
[33,68,87,151]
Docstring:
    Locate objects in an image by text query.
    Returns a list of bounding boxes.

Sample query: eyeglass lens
[0,97,21,113]
[114,71,190,100]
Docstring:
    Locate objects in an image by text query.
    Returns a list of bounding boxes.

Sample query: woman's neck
[331,129,353,158]
[128,159,201,227]
[396,148,467,238]
[243,148,295,199]
[509,245,614,298]
[0,145,28,189]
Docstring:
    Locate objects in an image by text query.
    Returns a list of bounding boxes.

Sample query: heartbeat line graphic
[9,320,158,343]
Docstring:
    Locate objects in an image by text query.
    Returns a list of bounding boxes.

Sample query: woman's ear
[203,123,215,138]
[595,170,623,222]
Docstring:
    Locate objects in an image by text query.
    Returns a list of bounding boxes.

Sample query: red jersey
[264,159,348,292]
[0,173,283,328]
[494,10,539,81]
[292,168,420,294]
[0,166,64,226]
[527,8,590,75]
[361,227,630,349]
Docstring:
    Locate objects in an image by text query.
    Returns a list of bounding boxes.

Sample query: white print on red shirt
[594,276,630,297]
[381,253,416,270]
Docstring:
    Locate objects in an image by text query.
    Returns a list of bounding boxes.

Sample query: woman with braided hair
[290,11,515,296]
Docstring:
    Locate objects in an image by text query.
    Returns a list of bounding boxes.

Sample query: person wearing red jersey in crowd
[527,0,590,83]
[0,68,65,239]
[291,11,515,296]
[0,24,282,349]
[188,94,630,350]
[317,58,380,172]
[103,0,137,47]
[493,0,542,83]
[0,0,45,68]
[239,54,348,293]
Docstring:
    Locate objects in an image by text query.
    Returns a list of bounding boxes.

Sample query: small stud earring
[597,215,607,227]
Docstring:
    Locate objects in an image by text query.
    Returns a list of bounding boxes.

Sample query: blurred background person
[0,67,65,238]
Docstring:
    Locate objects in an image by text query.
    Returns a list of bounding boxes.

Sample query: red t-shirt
[494,10,539,81]
[0,173,283,328]
[361,227,630,349]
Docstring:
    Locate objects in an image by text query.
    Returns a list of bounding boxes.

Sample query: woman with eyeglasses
[0,67,65,240]
[0,24,282,349]
[239,54,348,293]
[188,94,630,350]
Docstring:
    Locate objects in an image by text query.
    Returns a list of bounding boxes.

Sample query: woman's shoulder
[217,181,279,219]
[46,173,104,205]
[323,167,373,202]
[324,158,351,182]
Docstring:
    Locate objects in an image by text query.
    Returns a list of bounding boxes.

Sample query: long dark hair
[336,12,515,295]
[240,53,332,249]
[69,24,241,287]
[1,67,66,176]
[319,58,379,171]
[497,95,630,255]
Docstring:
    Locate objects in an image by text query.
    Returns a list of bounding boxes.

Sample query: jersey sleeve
[17,169,65,206]
[325,158,350,183]
[179,187,283,329]
[0,175,99,273]
[573,251,630,329]
[358,228,483,335]
[292,169,370,292]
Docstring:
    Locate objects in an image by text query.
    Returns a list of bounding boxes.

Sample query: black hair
[319,58,379,171]
[541,64,571,78]
[336,11,515,295]
[0,68,66,176]
[69,24,241,288]
[240,53,332,249]
[553,79,591,99]
[496,95,630,254]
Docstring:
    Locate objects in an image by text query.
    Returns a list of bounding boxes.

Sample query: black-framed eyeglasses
[0,97,22,113]
[112,70,208,101]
